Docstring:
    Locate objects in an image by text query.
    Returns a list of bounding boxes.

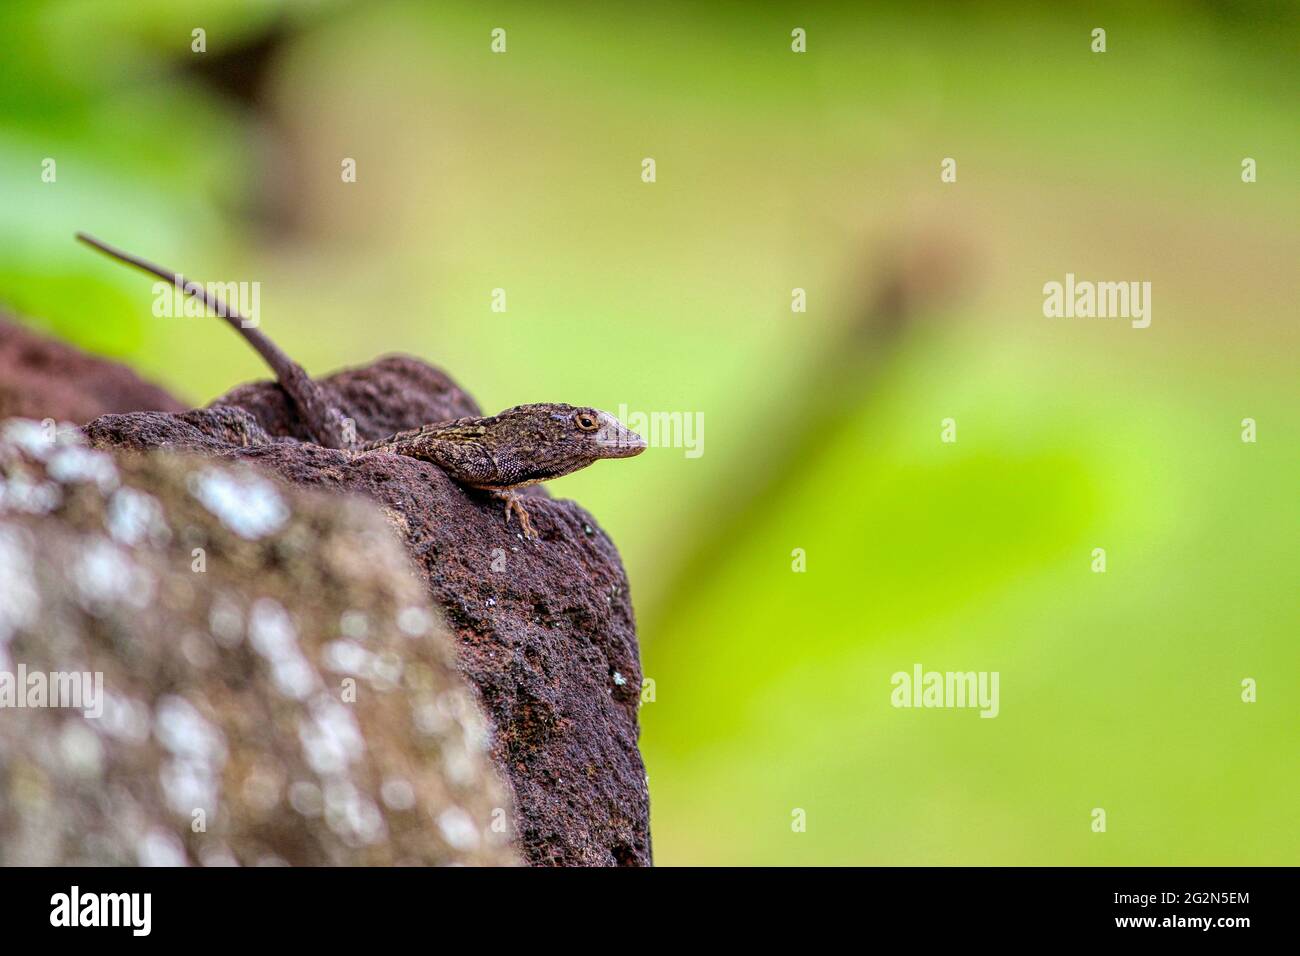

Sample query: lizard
[75,232,646,539]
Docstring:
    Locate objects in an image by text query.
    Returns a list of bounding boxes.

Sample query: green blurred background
[2,1,1296,864]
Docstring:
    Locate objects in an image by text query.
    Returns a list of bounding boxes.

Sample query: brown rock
[211,354,484,444]
[0,423,516,866]
[83,358,652,866]
[0,314,184,423]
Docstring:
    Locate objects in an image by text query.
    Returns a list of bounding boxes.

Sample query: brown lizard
[75,232,645,539]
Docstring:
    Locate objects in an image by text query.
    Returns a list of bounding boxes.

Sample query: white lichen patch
[367,651,404,691]
[297,695,365,777]
[322,639,373,675]
[248,598,318,700]
[412,696,449,737]
[396,605,433,638]
[0,472,62,515]
[380,777,416,812]
[273,656,316,701]
[207,595,244,648]
[137,828,189,867]
[440,741,478,787]
[322,640,403,689]
[323,780,387,846]
[198,846,240,868]
[74,537,154,612]
[0,527,39,645]
[1,419,57,460]
[436,806,480,851]
[159,757,220,817]
[249,600,297,655]
[154,695,228,818]
[58,720,105,779]
[155,696,227,762]
[95,692,151,744]
[106,486,169,547]
[189,467,288,540]
[288,780,324,817]
[46,445,119,493]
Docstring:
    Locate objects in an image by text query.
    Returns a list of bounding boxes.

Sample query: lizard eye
[574,411,599,432]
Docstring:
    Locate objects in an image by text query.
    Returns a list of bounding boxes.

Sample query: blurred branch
[641,227,972,636]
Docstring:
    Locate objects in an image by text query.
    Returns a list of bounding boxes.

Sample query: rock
[0,314,184,423]
[84,357,652,866]
[0,421,516,866]
[211,354,483,444]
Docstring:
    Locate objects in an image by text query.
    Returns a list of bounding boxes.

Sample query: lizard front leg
[493,489,538,540]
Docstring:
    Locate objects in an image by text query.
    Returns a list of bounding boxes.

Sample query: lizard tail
[75,232,354,450]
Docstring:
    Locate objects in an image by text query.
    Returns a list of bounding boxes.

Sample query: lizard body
[76,233,645,539]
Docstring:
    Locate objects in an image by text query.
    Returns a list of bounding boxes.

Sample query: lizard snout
[594,411,647,459]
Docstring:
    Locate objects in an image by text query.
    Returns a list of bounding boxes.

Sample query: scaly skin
[76,234,646,538]
[357,404,645,537]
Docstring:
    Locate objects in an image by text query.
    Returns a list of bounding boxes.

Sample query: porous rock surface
[84,355,652,866]
[0,422,516,865]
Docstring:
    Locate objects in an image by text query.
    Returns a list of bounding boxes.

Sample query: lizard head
[488,403,646,484]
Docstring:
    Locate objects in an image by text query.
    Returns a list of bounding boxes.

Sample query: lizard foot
[497,490,539,540]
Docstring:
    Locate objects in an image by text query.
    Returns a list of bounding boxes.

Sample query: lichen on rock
[0,423,516,866]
